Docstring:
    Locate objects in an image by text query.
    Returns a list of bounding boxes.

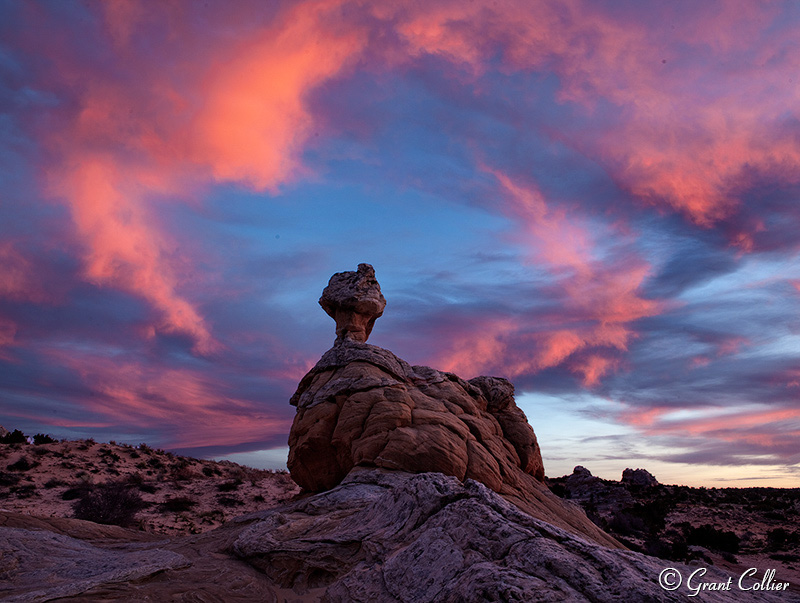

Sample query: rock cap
[319,263,386,343]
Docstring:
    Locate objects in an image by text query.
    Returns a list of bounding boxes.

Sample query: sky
[1,0,798,488]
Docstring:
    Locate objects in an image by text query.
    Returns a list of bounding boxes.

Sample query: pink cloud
[33,0,369,355]
[626,405,800,452]
[381,0,800,239]
[46,348,291,449]
[0,242,49,303]
[434,168,661,384]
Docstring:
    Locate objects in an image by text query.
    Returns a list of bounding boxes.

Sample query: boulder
[319,263,386,343]
[288,338,543,488]
[622,467,659,487]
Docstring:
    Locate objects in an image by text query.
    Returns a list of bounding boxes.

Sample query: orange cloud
[41,0,367,354]
[190,1,366,190]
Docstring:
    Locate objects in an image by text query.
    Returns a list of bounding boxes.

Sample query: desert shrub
[253,494,266,503]
[766,528,799,551]
[11,484,36,498]
[202,466,221,477]
[72,482,147,527]
[32,433,57,445]
[1,429,28,445]
[126,472,144,485]
[62,485,90,500]
[684,524,740,554]
[607,509,647,536]
[770,553,800,562]
[7,457,35,472]
[170,460,197,481]
[217,495,242,507]
[100,449,121,463]
[0,472,21,487]
[129,450,140,459]
[44,478,67,489]
[644,537,678,560]
[161,496,198,513]
[138,483,158,494]
[217,479,242,492]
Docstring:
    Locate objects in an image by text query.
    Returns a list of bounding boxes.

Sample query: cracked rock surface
[234,468,791,602]
[0,524,188,602]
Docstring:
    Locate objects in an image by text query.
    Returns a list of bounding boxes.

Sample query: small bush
[7,457,36,472]
[217,495,242,507]
[32,434,57,445]
[161,496,197,513]
[138,483,158,494]
[1,429,28,445]
[217,479,243,492]
[684,524,740,554]
[0,472,21,487]
[72,482,147,527]
[62,486,90,500]
[44,478,67,489]
[11,484,36,498]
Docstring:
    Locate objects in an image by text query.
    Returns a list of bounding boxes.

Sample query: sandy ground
[0,439,299,535]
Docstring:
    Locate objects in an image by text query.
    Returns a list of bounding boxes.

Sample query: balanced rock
[287,265,630,544]
[319,263,386,343]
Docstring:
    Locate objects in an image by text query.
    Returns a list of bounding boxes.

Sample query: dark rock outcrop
[622,467,659,487]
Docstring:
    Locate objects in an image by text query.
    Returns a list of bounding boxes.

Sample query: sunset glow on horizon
[1,0,798,487]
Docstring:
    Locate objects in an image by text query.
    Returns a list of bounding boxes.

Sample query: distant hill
[0,431,298,535]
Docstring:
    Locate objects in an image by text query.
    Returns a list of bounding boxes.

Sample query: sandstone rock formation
[319,263,386,343]
[622,467,659,487]
[288,265,618,546]
[234,468,791,602]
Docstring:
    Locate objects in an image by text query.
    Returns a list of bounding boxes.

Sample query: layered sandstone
[287,264,622,545]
